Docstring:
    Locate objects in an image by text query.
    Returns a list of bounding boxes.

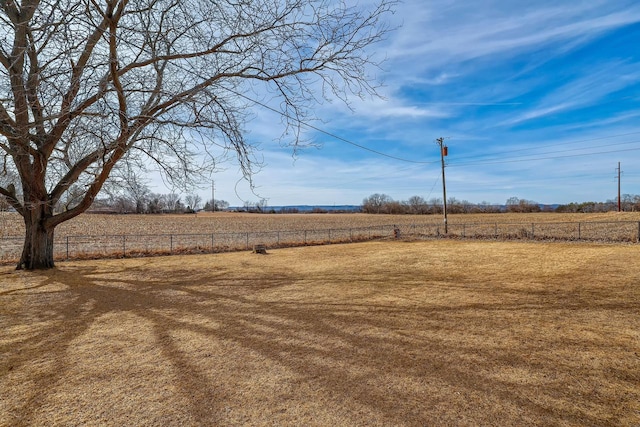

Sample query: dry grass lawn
[1,240,639,426]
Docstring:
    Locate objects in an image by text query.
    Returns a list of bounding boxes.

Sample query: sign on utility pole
[436,137,448,233]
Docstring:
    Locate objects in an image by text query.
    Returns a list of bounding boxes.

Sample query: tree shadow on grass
[1,262,638,426]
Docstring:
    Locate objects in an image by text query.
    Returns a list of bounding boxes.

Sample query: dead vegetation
[1,240,639,426]
[3,211,640,238]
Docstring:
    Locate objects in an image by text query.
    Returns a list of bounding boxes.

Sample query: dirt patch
[1,241,639,426]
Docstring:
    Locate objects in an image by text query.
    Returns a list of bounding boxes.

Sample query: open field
[4,211,640,263]
[1,240,639,426]
[3,211,640,238]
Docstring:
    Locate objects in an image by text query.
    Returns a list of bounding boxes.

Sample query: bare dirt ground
[1,240,639,426]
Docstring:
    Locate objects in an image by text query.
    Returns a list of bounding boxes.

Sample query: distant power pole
[211,180,215,212]
[436,137,448,233]
[617,162,621,212]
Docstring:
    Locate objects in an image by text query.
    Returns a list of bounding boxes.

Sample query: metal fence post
[66,236,69,260]
[578,223,581,240]
[304,230,307,245]
[246,232,249,250]
[531,223,535,239]
[170,234,173,253]
[122,235,126,257]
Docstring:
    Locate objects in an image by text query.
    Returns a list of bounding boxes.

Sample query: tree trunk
[18,211,55,270]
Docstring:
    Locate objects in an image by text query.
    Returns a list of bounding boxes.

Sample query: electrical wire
[448,144,640,168]
[223,87,437,165]
[451,131,640,163]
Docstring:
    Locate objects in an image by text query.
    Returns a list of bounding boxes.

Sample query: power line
[449,144,640,168]
[223,87,436,165]
[452,131,640,163]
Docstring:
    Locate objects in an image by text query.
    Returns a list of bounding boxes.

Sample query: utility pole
[436,137,448,233]
[617,162,621,212]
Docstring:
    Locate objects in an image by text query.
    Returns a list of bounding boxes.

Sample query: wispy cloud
[387,1,640,68]
[164,0,640,206]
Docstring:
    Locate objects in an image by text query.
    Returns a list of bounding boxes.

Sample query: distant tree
[215,199,230,212]
[428,198,443,214]
[383,200,404,214]
[362,193,392,214]
[165,193,182,213]
[506,197,520,212]
[185,194,202,211]
[147,194,167,214]
[407,195,427,214]
[204,198,229,212]
[256,198,269,213]
[125,177,151,214]
[112,196,135,214]
[242,200,255,212]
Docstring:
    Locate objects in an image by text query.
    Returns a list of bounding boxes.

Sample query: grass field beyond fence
[3,213,640,263]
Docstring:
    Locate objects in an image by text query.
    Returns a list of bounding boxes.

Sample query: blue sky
[171,0,640,207]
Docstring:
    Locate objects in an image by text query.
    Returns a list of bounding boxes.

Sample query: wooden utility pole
[436,137,448,233]
[617,162,621,212]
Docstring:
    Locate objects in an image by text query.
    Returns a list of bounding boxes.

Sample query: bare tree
[205,198,229,212]
[362,193,392,214]
[407,195,427,214]
[185,194,202,211]
[0,0,395,269]
[164,193,182,213]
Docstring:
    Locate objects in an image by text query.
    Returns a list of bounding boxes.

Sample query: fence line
[1,221,639,263]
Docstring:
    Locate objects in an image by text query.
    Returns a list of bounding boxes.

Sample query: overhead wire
[223,87,437,165]
[448,144,640,167]
[225,88,640,170]
[451,131,640,163]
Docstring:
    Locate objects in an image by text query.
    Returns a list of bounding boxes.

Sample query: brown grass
[1,240,639,426]
[3,211,640,238]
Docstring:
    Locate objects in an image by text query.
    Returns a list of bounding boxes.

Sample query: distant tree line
[89,191,229,215]
[83,178,228,214]
[555,194,640,213]
[361,194,510,214]
[361,193,640,214]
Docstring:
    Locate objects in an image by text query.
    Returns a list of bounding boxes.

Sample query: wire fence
[1,221,639,264]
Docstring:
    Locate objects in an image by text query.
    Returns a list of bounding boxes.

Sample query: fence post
[463,223,466,238]
[122,235,126,257]
[328,229,331,243]
[277,231,280,246]
[578,222,581,240]
[637,222,640,243]
[494,223,498,238]
[304,230,307,245]
[211,233,214,250]
[170,234,173,253]
[66,236,69,260]
[531,223,535,239]
[246,232,249,250]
